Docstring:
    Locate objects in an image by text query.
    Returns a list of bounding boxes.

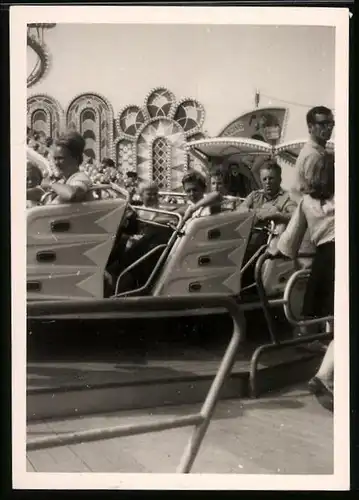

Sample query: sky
[27,23,335,141]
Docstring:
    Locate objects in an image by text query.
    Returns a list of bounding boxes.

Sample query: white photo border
[11,5,350,491]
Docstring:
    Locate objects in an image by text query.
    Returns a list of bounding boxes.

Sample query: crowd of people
[26,105,335,412]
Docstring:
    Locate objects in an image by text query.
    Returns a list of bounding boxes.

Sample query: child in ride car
[26,162,46,208]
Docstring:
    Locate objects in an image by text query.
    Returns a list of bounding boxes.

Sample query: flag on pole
[255,89,260,108]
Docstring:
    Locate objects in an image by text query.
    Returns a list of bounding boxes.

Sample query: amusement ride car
[25,137,335,470]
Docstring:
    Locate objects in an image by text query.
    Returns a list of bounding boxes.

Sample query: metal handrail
[39,183,130,205]
[283,269,334,328]
[130,205,182,226]
[136,217,174,229]
[114,244,167,296]
[27,295,245,474]
[159,191,187,198]
[249,251,333,398]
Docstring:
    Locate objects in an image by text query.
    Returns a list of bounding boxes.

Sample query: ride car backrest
[261,224,297,296]
[27,197,127,300]
[261,224,314,297]
[153,211,255,296]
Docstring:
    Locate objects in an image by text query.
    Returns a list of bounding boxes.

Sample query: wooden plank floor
[27,384,333,474]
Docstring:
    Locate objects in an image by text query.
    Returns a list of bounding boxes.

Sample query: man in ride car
[182,170,206,202]
[26,162,46,208]
[179,170,208,218]
[238,160,297,287]
[238,160,297,224]
[42,131,92,204]
[179,169,227,219]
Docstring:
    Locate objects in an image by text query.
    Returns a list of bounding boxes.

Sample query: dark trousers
[302,241,335,318]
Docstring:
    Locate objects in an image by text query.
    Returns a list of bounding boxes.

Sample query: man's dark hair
[306,106,333,126]
[127,171,138,179]
[210,168,224,179]
[182,170,207,190]
[55,131,86,165]
[307,152,334,200]
[259,159,282,178]
[45,137,53,148]
[252,133,265,141]
[102,157,115,168]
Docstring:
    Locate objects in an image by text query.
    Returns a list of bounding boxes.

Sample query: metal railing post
[249,255,332,399]
[177,305,244,473]
[27,295,245,473]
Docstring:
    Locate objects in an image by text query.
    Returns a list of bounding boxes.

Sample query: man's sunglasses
[315,120,335,127]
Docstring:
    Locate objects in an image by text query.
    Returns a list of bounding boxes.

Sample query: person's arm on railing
[273,200,308,259]
[27,186,45,203]
[183,191,222,222]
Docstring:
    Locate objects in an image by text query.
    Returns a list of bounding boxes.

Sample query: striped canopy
[187,137,335,167]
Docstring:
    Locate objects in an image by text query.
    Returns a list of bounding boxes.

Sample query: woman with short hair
[275,152,335,411]
[43,131,92,204]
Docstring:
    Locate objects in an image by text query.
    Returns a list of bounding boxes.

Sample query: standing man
[290,106,334,340]
[291,106,335,203]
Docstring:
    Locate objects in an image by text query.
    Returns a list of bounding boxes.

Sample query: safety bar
[159,191,187,198]
[40,183,130,205]
[240,243,267,276]
[130,205,182,226]
[114,244,167,296]
[112,207,184,297]
[254,251,316,345]
[27,295,245,474]
[109,182,131,201]
[137,217,174,230]
[249,331,332,398]
[113,227,182,298]
[240,222,276,277]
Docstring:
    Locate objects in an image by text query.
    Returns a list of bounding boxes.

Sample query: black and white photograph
[11,5,349,490]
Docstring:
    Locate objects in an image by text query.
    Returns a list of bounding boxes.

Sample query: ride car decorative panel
[153,211,255,296]
[27,198,127,300]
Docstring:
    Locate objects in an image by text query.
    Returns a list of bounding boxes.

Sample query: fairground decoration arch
[27,94,65,140]
[216,106,290,180]
[114,87,207,190]
[27,24,56,89]
[66,93,114,164]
